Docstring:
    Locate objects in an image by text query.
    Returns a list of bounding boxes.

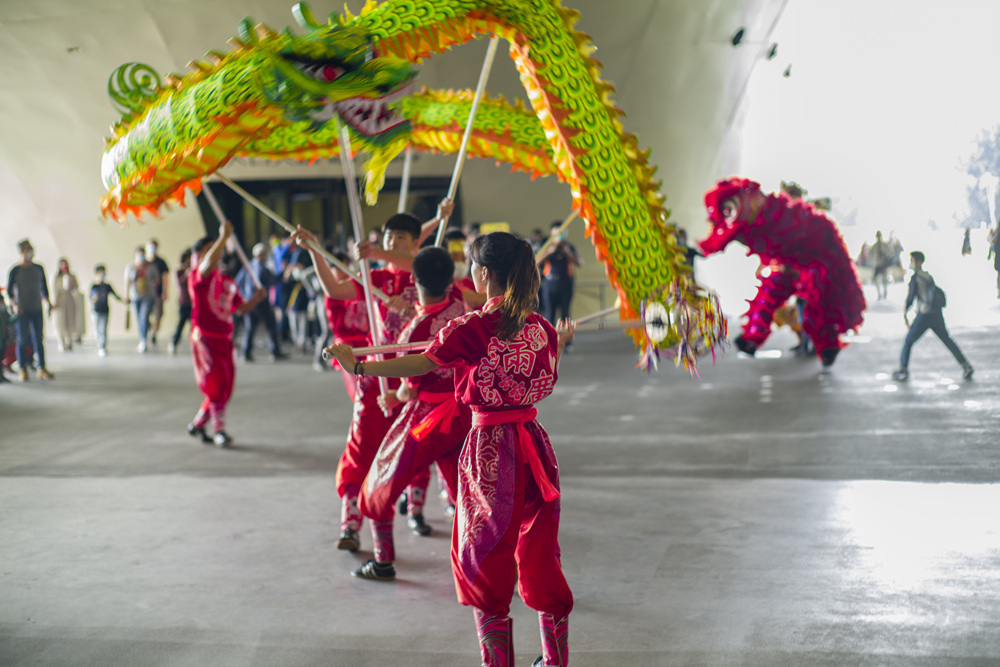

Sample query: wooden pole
[338,125,391,411]
[212,174,388,302]
[201,184,262,289]
[434,37,501,246]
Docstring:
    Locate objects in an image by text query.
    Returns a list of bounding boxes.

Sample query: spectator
[235,243,285,362]
[145,239,169,346]
[988,224,1000,298]
[6,239,55,381]
[89,264,122,357]
[537,220,581,325]
[124,244,159,353]
[892,251,973,382]
[51,258,80,351]
[168,249,193,355]
[870,231,891,301]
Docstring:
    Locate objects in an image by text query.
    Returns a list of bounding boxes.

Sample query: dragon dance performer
[292,213,431,552]
[352,246,470,581]
[322,250,370,402]
[328,232,575,667]
[186,221,266,447]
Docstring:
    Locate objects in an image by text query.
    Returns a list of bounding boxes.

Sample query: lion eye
[721,198,739,223]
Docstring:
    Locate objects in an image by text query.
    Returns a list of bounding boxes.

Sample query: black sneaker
[187,423,211,444]
[820,348,839,367]
[444,503,456,519]
[891,368,908,382]
[407,513,433,536]
[397,492,408,516]
[336,528,360,552]
[212,431,233,448]
[734,336,757,357]
[352,558,395,581]
[962,364,974,380]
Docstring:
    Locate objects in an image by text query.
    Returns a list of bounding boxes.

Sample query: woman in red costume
[699,178,866,366]
[328,232,575,667]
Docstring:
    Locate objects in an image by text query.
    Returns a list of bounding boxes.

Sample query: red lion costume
[699,178,866,366]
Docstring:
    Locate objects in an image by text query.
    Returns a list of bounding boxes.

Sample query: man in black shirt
[6,239,54,381]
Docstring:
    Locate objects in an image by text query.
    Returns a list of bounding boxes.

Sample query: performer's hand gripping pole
[339,124,391,415]
[201,184,262,290]
[212,174,388,303]
[433,37,500,246]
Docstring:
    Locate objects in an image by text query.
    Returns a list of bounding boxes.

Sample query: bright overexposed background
[699,0,1000,322]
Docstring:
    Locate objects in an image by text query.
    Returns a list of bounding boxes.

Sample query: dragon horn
[237,19,258,44]
[292,3,322,29]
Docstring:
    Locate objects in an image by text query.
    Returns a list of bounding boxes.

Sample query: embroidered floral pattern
[458,424,515,582]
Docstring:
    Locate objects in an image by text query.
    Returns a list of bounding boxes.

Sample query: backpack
[931,281,947,310]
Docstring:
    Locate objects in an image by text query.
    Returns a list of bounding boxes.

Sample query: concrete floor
[2,280,1000,666]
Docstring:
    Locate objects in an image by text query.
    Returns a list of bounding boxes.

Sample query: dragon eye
[320,66,344,82]
[721,198,739,223]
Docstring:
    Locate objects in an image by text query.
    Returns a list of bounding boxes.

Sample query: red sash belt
[410,391,460,441]
[472,407,560,502]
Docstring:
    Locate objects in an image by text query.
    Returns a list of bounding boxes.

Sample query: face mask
[96,273,105,282]
[23,249,34,261]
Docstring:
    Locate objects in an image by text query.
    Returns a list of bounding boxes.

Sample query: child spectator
[89,264,122,356]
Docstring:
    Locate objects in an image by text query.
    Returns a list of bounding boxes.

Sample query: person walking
[124,245,159,353]
[89,264,122,356]
[51,258,80,351]
[892,251,973,381]
[988,224,1000,299]
[6,239,55,381]
[235,243,284,362]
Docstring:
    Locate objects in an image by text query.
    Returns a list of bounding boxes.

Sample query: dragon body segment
[101,0,721,360]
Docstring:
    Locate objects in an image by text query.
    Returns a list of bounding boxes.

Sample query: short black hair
[412,246,454,298]
[382,213,421,240]
[193,237,214,255]
[179,248,192,263]
[95,264,106,273]
[443,229,466,243]
[910,251,925,264]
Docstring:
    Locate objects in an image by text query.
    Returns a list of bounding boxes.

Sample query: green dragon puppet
[101,0,725,368]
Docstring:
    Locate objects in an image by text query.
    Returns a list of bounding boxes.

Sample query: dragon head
[698,177,762,256]
[254,5,416,138]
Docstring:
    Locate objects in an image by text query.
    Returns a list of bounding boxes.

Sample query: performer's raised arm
[290,227,357,301]
[198,221,231,275]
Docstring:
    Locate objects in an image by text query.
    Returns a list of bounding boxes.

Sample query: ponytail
[469,232,540,339]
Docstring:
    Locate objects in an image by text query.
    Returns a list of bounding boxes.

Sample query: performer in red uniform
[328,232,575,667]
[292,216,423,552]
[186,222,266,447]
[323,251,370,402]
[352,246,471,581]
